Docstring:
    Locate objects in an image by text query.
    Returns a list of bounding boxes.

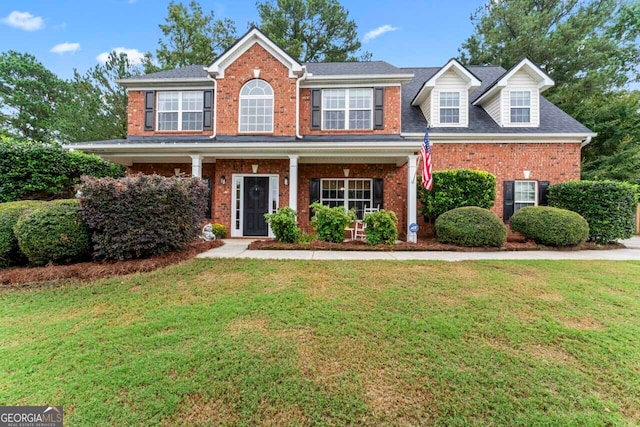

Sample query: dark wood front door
[243,177,269,236]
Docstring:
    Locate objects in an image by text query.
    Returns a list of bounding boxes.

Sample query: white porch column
[288,155,299,212]
[407,154,418,243]
[190,155,202,178]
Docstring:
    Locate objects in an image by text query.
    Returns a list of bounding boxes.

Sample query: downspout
[206,73,218,139]
[580,135,592,148]
[296,66,308,140]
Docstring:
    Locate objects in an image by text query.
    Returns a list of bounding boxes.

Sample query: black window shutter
[373,178,384,209]
[311,90,322,129]
[503,180,515,223]
[374,87,385,129]
[144,91,155,131]
[538,181,550,206]
[203,90,213,130]
[309,178,320,220]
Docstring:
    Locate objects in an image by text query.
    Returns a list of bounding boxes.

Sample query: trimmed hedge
[510,206,589,246]
[0,137,124,202]
[419,169,497,222]
[435,207,507,247]
[0,201,43,267]
[311,202,355,243]
[78,174,209,260]
[13,199,91,266]
[363,209,398,245]
[265,207,301,243]
[548,180,638,243]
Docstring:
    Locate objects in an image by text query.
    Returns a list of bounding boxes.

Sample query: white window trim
[156,91,204,132]
[514,180,538,213]
[238,80,274,134]
[439,91,461,125]
[509,89,533,125]
[231,174,279,237]
[321,88,374,131]
[319,178,374,218]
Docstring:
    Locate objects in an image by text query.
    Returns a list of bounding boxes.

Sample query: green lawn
[1,259,640,426]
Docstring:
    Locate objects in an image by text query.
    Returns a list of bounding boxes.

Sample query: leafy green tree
[145,0,237,72]
[256,0,370,62]
[0,51,67,143]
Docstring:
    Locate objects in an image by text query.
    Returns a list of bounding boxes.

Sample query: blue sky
[0,0,482,79]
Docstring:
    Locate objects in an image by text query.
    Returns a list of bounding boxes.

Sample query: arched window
[239,79,274,133]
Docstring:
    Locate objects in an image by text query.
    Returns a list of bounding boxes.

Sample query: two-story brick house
[70,27,595,241]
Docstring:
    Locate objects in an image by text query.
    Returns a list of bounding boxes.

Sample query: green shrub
[78,174,208,260]
[0,137,125,202]
[0,201,43,267]
[310,202,355,243]
[419,169,497,222]
[435,207,507,247]
[265,207,301,243]
[548,180,638,243]
[363,210,398,245]
[210,223,227,238]
[13,200,91,266]
[510,206,589,246]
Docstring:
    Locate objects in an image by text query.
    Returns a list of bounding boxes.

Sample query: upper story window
[510,91,531,123]
[439,92,460,124]
[322,89,373,130]
[239,79,274,133]
[157,91,203,131]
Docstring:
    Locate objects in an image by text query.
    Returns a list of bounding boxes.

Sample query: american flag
[420,128,433,190]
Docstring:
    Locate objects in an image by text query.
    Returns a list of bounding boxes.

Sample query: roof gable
[411,58,482,106]
[207,27,303,78]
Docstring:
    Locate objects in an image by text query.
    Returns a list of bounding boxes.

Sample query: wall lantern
[343,168,350,178]
[284,176,289,186]
[252,164,259,174]
[220,175,226,185]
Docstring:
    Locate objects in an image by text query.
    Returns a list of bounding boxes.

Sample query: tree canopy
[256,0,370,62]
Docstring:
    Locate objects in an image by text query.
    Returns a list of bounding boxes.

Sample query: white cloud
[50,42,80,54]
[1,11,44,31]
[363,24,399,43]
[97,47,145,65]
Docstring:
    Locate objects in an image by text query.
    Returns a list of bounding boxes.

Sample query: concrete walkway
[197,238,640,261]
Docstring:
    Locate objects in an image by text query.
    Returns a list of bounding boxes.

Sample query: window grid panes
[322,89,372,130]
[239,80,274,133]
[157,91,203,131]
[320,179,373,219]
[510,91,531,123]
[439,92,460,124]
[514,180,537,212]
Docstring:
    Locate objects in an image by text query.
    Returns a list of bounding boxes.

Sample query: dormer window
[510,91,531,123]
[239,79,274,133]
[439,92,460,124]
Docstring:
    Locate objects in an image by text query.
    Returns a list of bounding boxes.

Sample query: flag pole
[412,152,421,184]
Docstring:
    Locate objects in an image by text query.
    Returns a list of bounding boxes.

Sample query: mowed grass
[1,259,640,426]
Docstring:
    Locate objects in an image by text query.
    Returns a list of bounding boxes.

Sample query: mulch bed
[0,240,223,289]
[248,238,624,252]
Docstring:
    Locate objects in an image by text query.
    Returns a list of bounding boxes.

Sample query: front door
[243,176,269,236]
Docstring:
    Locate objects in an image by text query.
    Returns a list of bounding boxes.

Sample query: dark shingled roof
[303,61,407,76]
[400,66,592,134]
[124,65,209,80]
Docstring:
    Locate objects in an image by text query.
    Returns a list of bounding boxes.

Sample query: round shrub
[13,199,91,266]
[210,223,227,238]
[311,202,355,243]
[435,207,507,247]
[0,201,43,267]
[363,209,398,245]
[510,206,589,246]
[265,207,301,243]
[549,180,638,243]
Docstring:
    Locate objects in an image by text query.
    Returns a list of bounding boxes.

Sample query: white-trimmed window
[322,89,373,130]
[439,92,460,124]
[239,79,274,133]
[157,91,203,131]
[510,91,531,123]
[320,178,373,219]
[514,180,537,212]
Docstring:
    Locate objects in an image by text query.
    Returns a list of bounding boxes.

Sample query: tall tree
[145,0,237,72]
[458,0,640,181]
[0,51,67,143]
[256,0,370,62]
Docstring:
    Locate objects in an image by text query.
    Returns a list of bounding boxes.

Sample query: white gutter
[400,132,598,143]
[581,135,593,148]
[205,72,218,139]
[295,66,308,139]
